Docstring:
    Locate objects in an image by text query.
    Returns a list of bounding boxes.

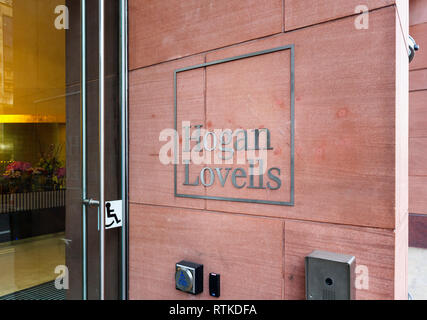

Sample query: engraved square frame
[173,45,295,206]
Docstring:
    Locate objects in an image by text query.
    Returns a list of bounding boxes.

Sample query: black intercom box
[209,273,220,297]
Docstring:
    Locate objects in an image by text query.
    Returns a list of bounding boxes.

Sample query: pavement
[408,247,427,300]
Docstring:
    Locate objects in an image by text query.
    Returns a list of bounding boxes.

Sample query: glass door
[0,0,128,300]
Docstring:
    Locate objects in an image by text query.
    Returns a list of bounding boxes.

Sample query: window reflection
[0,0,66,299]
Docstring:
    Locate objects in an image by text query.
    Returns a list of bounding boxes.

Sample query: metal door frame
[80,0,129,300]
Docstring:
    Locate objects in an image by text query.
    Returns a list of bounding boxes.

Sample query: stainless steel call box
[305,250,356,300]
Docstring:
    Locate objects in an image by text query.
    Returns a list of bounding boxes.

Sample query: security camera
[409,35,419,63]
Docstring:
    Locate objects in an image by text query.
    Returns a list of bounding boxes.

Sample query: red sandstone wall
[129,1,408,299]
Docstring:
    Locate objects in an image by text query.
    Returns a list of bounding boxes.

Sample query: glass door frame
[80,0,129,300]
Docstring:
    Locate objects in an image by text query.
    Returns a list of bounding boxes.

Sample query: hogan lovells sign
[159,121,284,192]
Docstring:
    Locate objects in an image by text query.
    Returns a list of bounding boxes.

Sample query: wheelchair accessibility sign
[105,200,122,229]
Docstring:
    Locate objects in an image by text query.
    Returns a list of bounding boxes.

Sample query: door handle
[82,199,100,207]
[98,0,106,301]
[81,0,106,301]
[81,0,88,301]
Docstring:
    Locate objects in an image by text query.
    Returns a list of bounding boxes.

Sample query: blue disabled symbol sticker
[178,271,188,288]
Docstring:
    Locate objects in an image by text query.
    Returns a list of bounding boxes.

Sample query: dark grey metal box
[305,250,355,300]
[175,260,203,295]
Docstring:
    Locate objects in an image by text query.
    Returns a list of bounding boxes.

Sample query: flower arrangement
[0,144,66,194]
